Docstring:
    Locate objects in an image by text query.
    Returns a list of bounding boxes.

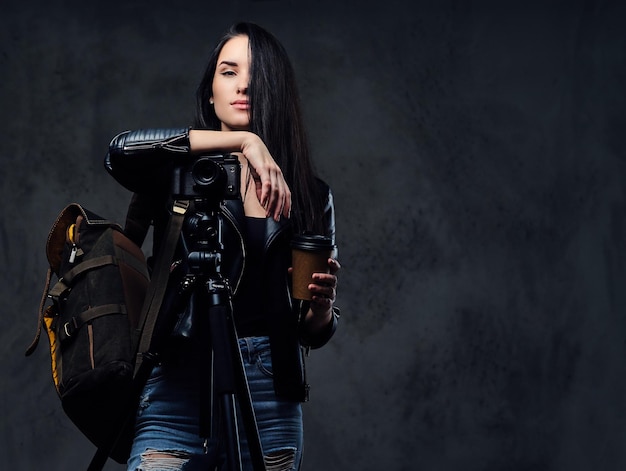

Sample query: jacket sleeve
[298,181,340,349]
[104,128,190,194]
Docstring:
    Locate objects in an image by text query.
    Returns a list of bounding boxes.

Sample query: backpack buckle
[63,318,79,339]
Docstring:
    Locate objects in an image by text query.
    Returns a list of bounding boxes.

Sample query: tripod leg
[207,300,242,471]
[219,394,241,471]
[203,284,267,471]
[231,339,266,471]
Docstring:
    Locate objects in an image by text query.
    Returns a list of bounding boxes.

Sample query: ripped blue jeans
[127,336,303,470]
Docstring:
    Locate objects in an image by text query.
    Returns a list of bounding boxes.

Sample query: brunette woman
[106,22,340,471]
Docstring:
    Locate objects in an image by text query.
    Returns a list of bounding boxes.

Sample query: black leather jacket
[105,128,338,401]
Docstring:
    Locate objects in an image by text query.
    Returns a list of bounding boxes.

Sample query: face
[211,35,251,132]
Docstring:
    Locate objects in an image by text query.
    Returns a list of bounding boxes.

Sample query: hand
[240,133,292,221]
[188,129,292,221]
[299,258,340,333]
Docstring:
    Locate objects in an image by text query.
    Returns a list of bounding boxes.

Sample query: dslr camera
[171,154,240,200]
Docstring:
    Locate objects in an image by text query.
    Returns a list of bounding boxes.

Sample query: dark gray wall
[2,1,625,470]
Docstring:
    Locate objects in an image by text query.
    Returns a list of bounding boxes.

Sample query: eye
[218,67,237,77]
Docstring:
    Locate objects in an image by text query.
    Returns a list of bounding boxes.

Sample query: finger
[309,281,336,300]
[250,163,269,208]
[328,258,341,275]
[273,170,287,222]
[266,170,279,219]
[272,172,284,221]
[254,178,264,205]
[315,288,336,301]
[260,172,272,209]
[283,184,292,219]
[310,295,334,312]
[279,177,289,220]
[312,273,337,287]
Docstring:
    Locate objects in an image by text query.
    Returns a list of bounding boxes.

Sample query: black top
[232,216,271,337]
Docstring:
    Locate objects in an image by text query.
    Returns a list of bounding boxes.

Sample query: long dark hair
[195,22,324,234]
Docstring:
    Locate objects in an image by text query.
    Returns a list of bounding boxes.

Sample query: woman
[105,22,340,470]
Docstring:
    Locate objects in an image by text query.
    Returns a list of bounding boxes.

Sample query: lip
[231,100,250,110]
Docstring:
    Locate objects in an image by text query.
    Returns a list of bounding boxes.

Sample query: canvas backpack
[25,200,189,469]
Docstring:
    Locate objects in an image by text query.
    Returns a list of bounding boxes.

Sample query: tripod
[177,198,266,471]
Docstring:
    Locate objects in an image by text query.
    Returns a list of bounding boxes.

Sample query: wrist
[300,305,340,348]
[305,305,333,333]
[239,131,260,152]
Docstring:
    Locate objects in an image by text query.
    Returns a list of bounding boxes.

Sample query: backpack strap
[47,255,117,298]
[132,198,190,374]
[25,267,53,356]
[47,250,148,301]
[59,304,127,341]
[123,192,159,248]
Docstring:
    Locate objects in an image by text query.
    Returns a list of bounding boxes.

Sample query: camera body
[171,154,240,200]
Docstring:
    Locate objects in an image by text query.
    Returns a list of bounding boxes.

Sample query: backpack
[26,200,190,469]
[25,203,150,463]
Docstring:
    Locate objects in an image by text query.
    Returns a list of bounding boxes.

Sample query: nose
[237,73,249,94]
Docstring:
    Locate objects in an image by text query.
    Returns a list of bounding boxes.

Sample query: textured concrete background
[1,1,625,470]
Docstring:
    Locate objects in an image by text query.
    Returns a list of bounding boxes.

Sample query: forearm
[189,129,251,154]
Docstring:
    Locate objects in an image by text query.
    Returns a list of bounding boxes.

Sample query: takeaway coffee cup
[290,234,336,300]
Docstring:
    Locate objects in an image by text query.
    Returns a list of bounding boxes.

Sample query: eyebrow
[218,60,238,67]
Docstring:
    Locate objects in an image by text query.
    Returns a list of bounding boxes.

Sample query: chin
[225,123,251,132]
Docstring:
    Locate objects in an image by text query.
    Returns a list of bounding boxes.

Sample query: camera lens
[192,157,221,187]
